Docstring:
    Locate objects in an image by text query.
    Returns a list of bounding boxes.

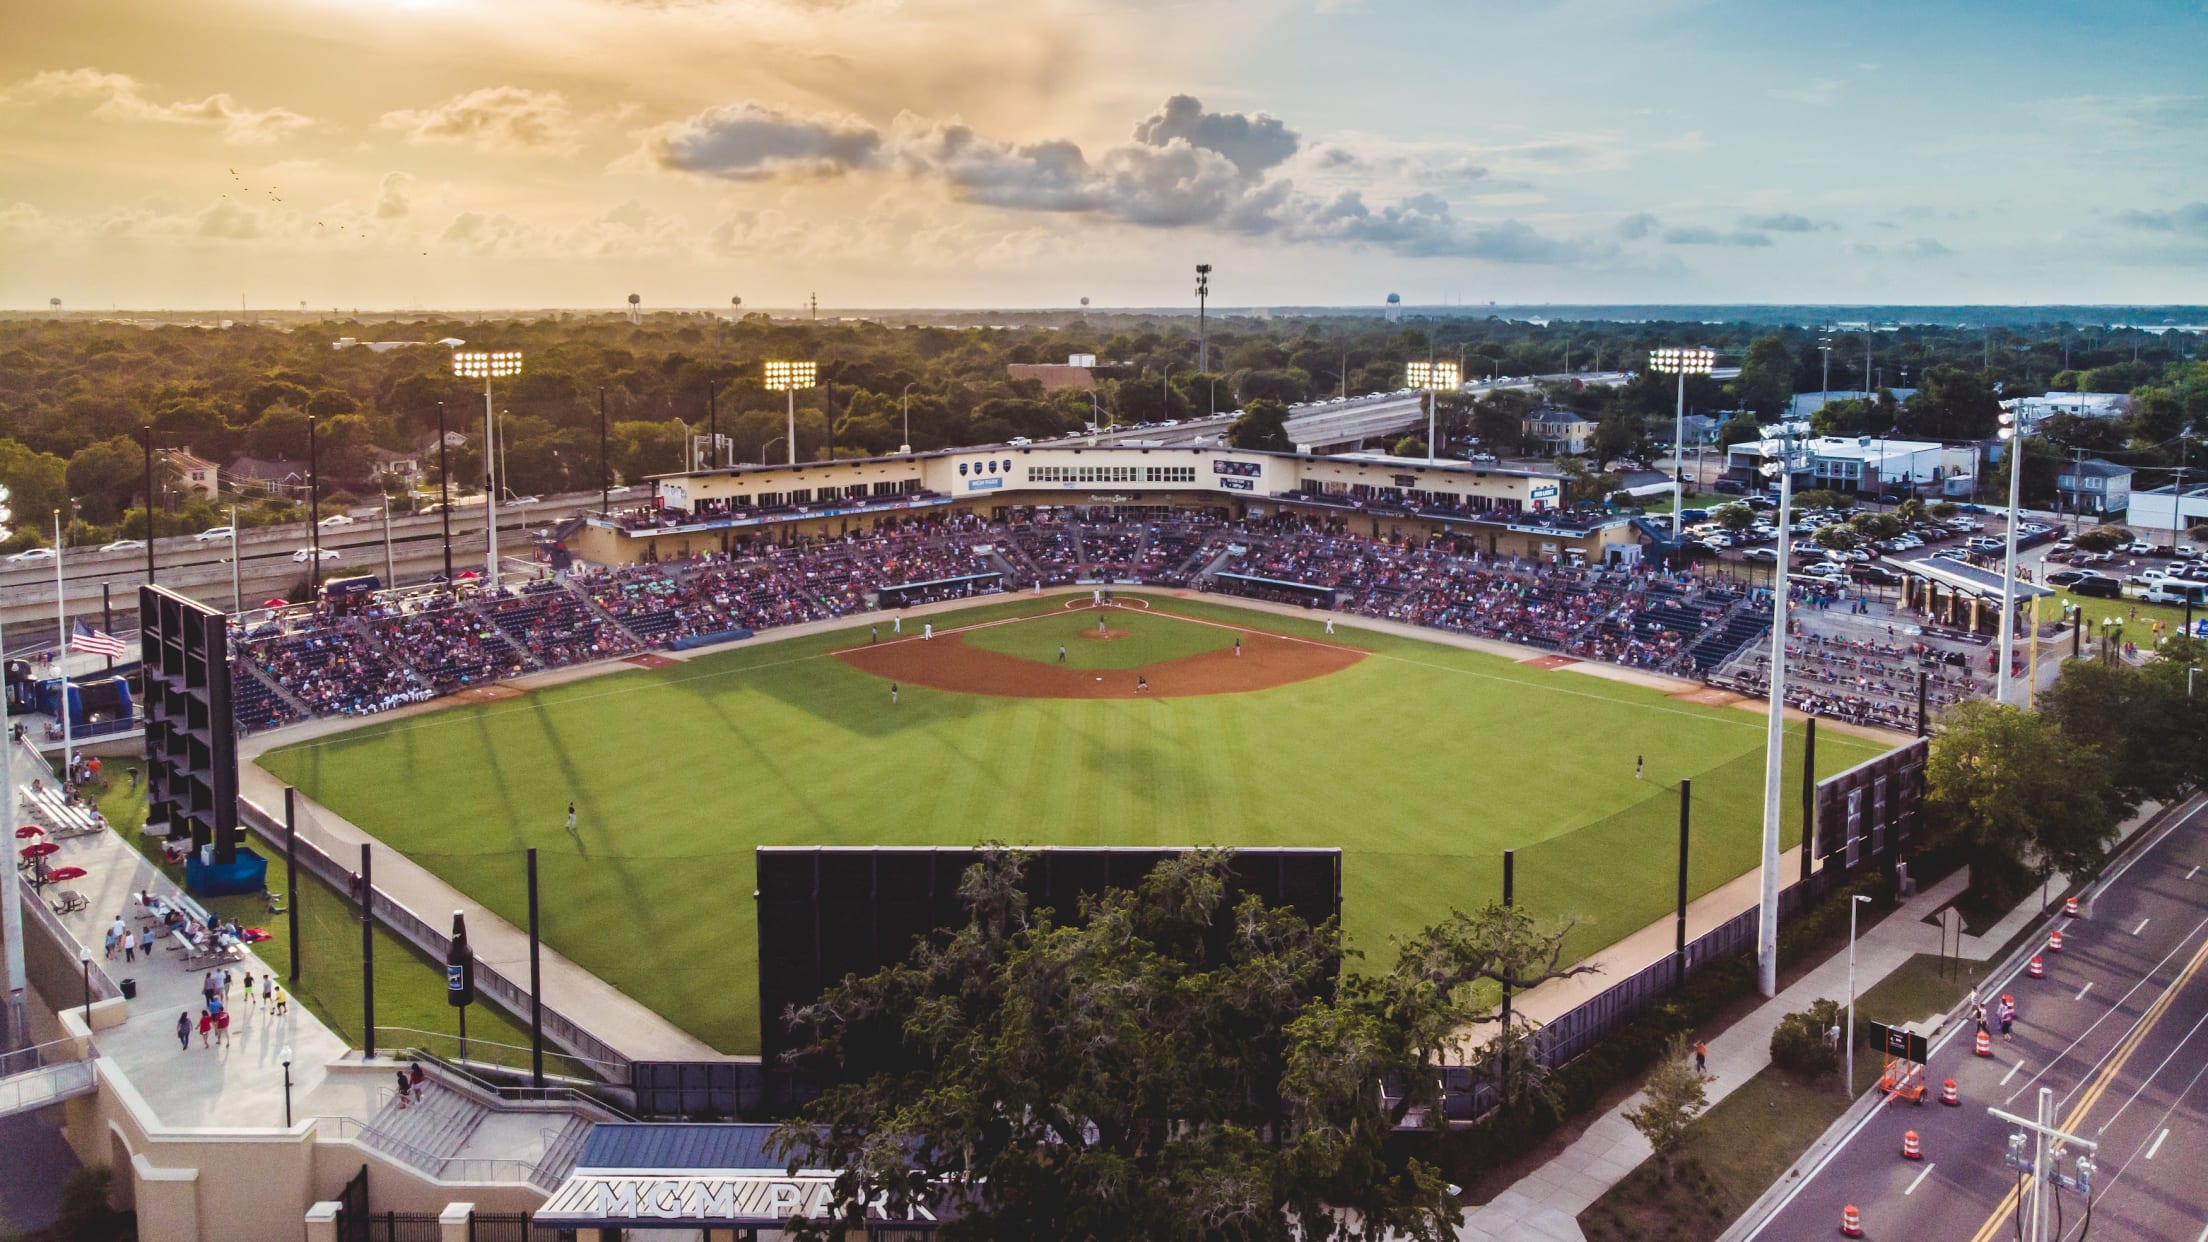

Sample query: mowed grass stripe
[262,592,1885,1053]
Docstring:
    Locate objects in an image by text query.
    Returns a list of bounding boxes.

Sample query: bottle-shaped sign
[446,910,475,1008]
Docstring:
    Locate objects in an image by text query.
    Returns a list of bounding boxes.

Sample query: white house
[1725,434,1976,496]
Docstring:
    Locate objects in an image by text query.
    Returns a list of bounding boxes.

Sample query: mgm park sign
[535,1174,947,1229]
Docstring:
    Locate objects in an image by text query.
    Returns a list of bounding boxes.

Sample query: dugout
[1208,571,1336,608]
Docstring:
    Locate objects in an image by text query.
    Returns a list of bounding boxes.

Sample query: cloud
[1898,237,1951,257]
[644,101,883,179]
[438,211,528,254]
[1769,78,1843,105]
[1130,94,1299,176]
[374,172,413,219]
[1738,212,1824,232]
[380,87,579,154]
[1615,211,1659,240]
[2,67,313,143]
[195,200,263,239]
[2118,202,2208,236]
[1661,225,1770,247]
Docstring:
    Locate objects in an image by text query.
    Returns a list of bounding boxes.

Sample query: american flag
[70,618,129,659]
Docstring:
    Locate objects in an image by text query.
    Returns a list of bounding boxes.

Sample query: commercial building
[1722,435,1976,497]
[2128,483,2208,543]
[2007,391,2130,430]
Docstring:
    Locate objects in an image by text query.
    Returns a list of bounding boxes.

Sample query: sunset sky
[2,0,2203,311]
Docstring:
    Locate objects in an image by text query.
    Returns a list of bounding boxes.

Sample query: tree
[66,437,143,523]
[246,403,312,461]
[1589,412,1644,467]
[1902,366,2001,440]
[1730,335,1794,417]
[1392,435,1427,458]
[1716,415,1763,448]
[1714,503,1757,533]
[1624,1035,1709,1167]
[1925,701,2119,903]
[1227,399,1292,451]
[2072,524,2130,553]
[773,848,1589,1242]
[1812,525,1859,551]
[0,438,69,539]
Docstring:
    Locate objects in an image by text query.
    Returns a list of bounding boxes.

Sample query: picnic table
[49,889,87,915]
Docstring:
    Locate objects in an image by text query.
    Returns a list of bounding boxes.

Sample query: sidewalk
[1457,869,1970,1241]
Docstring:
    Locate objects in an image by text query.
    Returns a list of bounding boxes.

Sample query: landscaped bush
[1769,998,1841,1080]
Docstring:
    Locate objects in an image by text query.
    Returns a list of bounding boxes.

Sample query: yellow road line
[1966,930,2208,1242]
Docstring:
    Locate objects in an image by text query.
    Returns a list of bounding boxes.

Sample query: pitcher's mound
[1078,628,1130,642]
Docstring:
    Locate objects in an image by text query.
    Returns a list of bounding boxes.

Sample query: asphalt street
[1746,797,2208,1242]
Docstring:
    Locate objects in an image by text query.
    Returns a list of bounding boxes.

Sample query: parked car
[2046,570,2094,588]
[1742,548,1778,563]
[292,547,341,563]
[1850,564,1905,585]
[2071,573,2123,598]
[99,539,147,553]
[195,526,233,542]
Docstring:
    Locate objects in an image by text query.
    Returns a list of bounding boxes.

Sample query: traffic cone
[2049,928,2064,953]
[1842,1204,1863,1237]
[2029,954,2044,979]
[1902,1130,1922,1160]
[1975,1029,1993,1057]
[1941,1077,1960,1106]
[2065,896,2079,918]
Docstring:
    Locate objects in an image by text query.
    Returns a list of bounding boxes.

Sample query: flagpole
[0,607,27,1052]
[54,510,73,782]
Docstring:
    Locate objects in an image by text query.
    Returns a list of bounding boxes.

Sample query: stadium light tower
[1405,360,1461,466]
[451,350,522,591]
[1195,264,1213,374]
[1995,404,2024,704]
[1755,426,1808,998]
[762,360,817,467]
[1649,346,1718,538]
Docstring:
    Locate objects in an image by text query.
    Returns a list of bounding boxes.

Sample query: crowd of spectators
[222,513,1998,736]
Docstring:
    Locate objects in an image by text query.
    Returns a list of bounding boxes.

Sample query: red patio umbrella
[263,598,290,607]
[45,866,86,882]
[19,841,59,859]
[14,825,44,839]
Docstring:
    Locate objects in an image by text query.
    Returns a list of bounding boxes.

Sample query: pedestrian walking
[891,683,899,705]
[242,971,255,1007]
[104,925,118,960]
[214,1007,231,1047]
[409,1061,427,1104]
[123,930,136,963]
[395,1069,412,1109]
[566,802,577,831]
[222,967,233,999]
[1999,995,2016,1041]
[1694,1040,1709,1075]
[198,1009,212,1048]
[263,975,274,1007]
[273,986,288,1016]
[140,929,154,959]
[1973,1002,1986,1033]
[202,972,217,1006]
[177,1012,191,1052]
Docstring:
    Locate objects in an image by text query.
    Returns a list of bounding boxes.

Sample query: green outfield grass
[261,593,1890,1054]
[958,603,1238,669]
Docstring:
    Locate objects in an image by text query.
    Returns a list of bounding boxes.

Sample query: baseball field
[258,591,1890,1054]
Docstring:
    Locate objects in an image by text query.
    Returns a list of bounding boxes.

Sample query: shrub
[1770,998,1841,1080]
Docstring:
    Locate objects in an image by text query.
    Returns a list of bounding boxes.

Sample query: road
[0,489,624,634]
[1744,798,2208,1242]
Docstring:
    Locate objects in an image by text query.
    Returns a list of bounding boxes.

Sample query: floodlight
[1406,360,1460,388]
[1648,346,1717,374]
[762,360,817,391]
[451,350,522,379]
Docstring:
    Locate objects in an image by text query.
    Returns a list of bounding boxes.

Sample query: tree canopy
[1925,701,2118,902]
[772,848,1589,1242]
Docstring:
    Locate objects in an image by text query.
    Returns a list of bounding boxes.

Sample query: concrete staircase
[530,1115,594,1191]
[356,1083,488,1175]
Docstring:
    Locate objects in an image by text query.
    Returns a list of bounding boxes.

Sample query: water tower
[1385,292,1401,323]
[48,297,61,316]
[627,292,642,325]
[730,295,742,320]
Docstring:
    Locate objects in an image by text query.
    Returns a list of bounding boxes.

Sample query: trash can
[120,977,137,1000]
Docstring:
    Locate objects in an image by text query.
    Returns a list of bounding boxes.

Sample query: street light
[1649,347,1718,538]
[1995,405,2024,704]
[280,1044,294,1127]
[78,943,93,1025]
[1405,360,1461,466]
[1755,427,1808,998]
[1844,893,1872,1094]
[451,350,523,591]
[762,360,817,467]
[1194,264,1212,374]
[900,382,917,455]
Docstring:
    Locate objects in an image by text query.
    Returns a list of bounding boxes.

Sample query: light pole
[1406,360,1460,465]
[1755,427,1806,998]
[228,505,241,614]
[0,609,23,1049]
[762,361,817,466]
[305,414,322,592]
[900,382,916,455]
[1650,346,1718,538]
[1195,264,1212,374]
[381,501,395,584]
[1995,405,2024,704]
[451,350,523,591]
[280,1044,294,1127]
[1818,335,1834,417]
[435,402,454,591]
[78,944,93,1025]
[1844,893,1872,1093]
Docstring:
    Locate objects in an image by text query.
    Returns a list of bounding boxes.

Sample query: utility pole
[1195,264,1212,374]
[1991,1086,2097,1242]
[809,291,817,321]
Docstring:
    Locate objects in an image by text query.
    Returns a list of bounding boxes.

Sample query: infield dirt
[836,622,1365,699]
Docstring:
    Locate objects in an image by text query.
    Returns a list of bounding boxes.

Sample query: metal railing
[316,1115,540,1186]
[392,1040,632,1120]
[0,1038,97,1119]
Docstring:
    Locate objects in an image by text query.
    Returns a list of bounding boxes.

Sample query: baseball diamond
[260,590,1886,1055]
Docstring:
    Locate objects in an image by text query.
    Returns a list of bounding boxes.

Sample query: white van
[2142,579,2208,607]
